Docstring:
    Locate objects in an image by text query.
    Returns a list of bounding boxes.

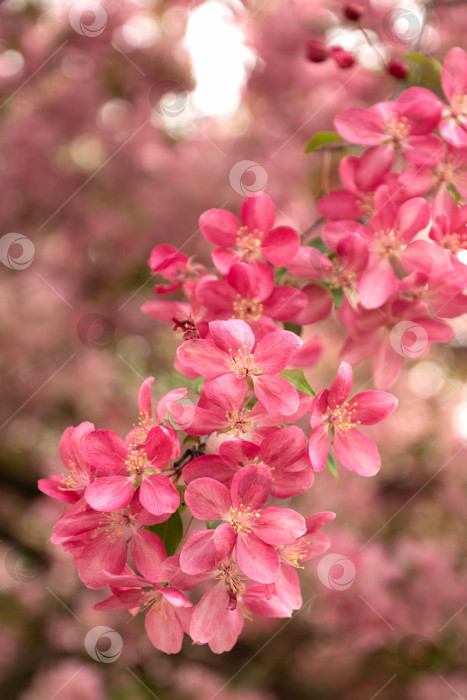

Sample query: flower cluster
[38,48,467,656]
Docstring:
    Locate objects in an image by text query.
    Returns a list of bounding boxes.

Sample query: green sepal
[305,131,345,153]
[279,369,315,396]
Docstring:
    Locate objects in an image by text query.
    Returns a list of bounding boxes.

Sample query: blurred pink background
[1,1,467,698]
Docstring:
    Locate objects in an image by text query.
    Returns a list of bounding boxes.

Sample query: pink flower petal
[358,256,398,309]
[240,193,275,233]
[190,582,230,644]
[137,377,154,418]
[352,391,398,425]
[236,533,280,584]
[334,429,381,476]
[81,430,128,475]
[334,108,385,145]
[185,477,231,521]
[145,426,174,468]
[85,475,134,512]
[130,529,167,581]
[242,585,293,617]
[180,530,224,575]
[253,375,299,415]
[208,319,255,354]
[253,507,305,544]
[261,226,300,265]
[145,602,184,654]
[254,330,302,373]
[208,608,244,653]
[77,531,127,589]
[328,361,353,409]
[139,474,180,516]
[307,425,329,472]
[231,463,271,510]
[318,190,361,221]
[262,286,308,322]
[199,208,239,246]
[177,339,228,379]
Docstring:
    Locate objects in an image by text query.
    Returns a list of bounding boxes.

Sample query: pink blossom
[181,464,306,583]
[323,187,431,309]
[94,572,192,654]
[53,503,167,589]
[194,261,307,323]
[199,193,301,274]
[440,47,467,147]
[177,319,302,415]
[335,87,443,164]
[82,426,180,516]
[307,361,397,476]
[183,426,314,498]
[38,422,94,504]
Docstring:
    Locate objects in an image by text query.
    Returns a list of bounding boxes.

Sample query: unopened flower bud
[344,2,363,21]
[387,58,409,80]
[330,46,355,69]
[306,39,328,63]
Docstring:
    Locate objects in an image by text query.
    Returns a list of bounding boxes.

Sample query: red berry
[306,39,328,63]
[344,2,363,21]
[330,46,355,69]
[387,58,409,79]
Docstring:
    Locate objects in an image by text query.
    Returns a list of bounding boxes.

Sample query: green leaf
[283,322,302,337]
[326,454,339,485]
[191,377,204,394]
[247,395,258,410]
[305,131,345,153]
[206,520,223,530]
[274,266,287,284]
[330,287,344,308]
[404,53,442,93]
[146,509,183,556]
[279,369,315,396]
[307,237,329,253]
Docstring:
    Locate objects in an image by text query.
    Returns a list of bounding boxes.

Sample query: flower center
[280,541,309,568]
[232,294,263,321]
[98,512,129,542]
[125,449,149,475]
[130,412,154,445]
[384,113,410,142]
[328,401,361,432]
[228,345,261,379]
[58,460,87,491]
[451,94,467,119]
[218,562,245,596]
[355,192,375,217]
[374,228,402,256]
[226,408,252,437]
[229,504,260,533]
[236,226,263,257]
[323,262,356,289]
[445,229,467,254]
